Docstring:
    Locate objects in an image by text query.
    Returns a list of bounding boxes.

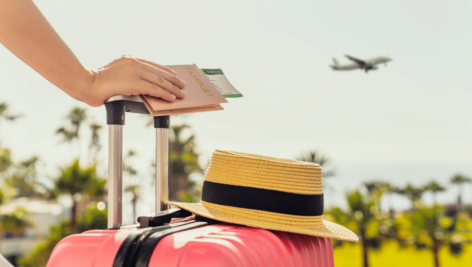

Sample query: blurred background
[1,0,471,266]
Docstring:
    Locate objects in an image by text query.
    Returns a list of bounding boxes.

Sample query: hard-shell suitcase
[46,95,335,267]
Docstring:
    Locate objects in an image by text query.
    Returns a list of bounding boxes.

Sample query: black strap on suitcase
[113,219,208,267]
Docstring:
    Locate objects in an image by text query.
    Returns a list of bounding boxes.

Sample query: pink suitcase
[46,96,335,267]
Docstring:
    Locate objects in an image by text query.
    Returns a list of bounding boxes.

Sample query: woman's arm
[0,0,186,107]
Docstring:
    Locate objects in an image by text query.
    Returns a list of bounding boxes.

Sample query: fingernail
[171,94,176,100]
[180,89,187,97]
[180,79,186,86]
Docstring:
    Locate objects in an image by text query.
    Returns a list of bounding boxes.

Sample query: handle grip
[105,96,169,228]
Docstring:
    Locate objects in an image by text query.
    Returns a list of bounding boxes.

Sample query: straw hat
[168,150,358,242]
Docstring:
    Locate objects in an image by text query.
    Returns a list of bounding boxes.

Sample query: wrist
[70,68,102,107]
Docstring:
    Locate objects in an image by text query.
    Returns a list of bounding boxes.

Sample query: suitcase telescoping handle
[105,95,169,228]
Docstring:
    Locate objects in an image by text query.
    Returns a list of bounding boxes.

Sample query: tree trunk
[432,240,440,267]
[389,193,395,219]
[71,201,77,234]
[132,197,137,221]
[458,185,462,211]
[361,229,369,267]
[409,198,416,212]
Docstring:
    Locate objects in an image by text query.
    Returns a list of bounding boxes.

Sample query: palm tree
[53,159,106,233]
[297,150,335,178]
[425,181,445,204]
[124,184,140,221]
[123,150,140,221]
[4,156,45,198]
[330,190,378,267]
[0,207,32,240]
[123,150,138,177]
[396,184,425,211]
[450,174,471,210]
[18,203,107,267]
[67,107,87,134]
[168,124,203,201]
[145,117,204,202]
[0,207,33,256]
[363,181,388,212]
[0,144,12,174]
[88,123,102,163]
[381,182,399,218]
[56,107,87,157]
[0,102,22,138]
[407,205,464,267]
[0,103,21,121]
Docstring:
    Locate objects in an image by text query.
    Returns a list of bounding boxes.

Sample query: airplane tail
[332,58,340,66]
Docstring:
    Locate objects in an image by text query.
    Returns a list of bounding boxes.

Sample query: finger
[139,69,186,99]
[140,63,186,89]
[134,57,178,75]
[138,80,177,102]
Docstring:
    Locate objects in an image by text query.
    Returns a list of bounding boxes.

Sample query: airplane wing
[345,55,366,66]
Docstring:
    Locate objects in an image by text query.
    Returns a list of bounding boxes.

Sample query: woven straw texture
[206,150,323,195]
[168,150,359,242]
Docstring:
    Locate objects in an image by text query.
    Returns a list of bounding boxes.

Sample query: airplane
[330,55,393,73]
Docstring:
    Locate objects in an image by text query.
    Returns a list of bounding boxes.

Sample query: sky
[1,0,471,211]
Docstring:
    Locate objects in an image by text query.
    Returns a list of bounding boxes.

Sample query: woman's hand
[0,0,186,107]
[85,55,187,107]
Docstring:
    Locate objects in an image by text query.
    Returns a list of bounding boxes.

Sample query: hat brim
[168,200,358,242]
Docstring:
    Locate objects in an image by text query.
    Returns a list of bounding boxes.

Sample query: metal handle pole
[155,128,169,212]
[154,115,170,213]
[108,125,123,228]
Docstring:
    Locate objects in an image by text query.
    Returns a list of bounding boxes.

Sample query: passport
[140,64,229,116]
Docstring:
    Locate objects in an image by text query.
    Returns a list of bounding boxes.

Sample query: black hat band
[201,181,324,216]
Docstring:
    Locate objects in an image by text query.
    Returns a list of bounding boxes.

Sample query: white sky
[1,0,471,209]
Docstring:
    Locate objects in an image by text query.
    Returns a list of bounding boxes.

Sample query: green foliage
[450,174,471,209]
[407,205,443,243]
[0,144,13,173]
[329,188,382,243]
[297,150,335,178]
[4,156,45,198]
[125,183,140,220]
[53,159,106,198]
[396,184,426,211]
[88,123,102,163]
[123,150,138,176]
[348,191,375,219]
[56,107,87,143]
[329,185,472,267]
[18,203,107,267]
[168,124,203,201]
[17,219,70,267]
[0,102,21,122]
[364,181,386,196]
[77,202,107,232]
[425,181,445,193]
[179,182,203,203]
[0,207,32,234]
[334,241,472,267]
[399,205,470,266]
[51,159,106,233]
[450,174,471,185]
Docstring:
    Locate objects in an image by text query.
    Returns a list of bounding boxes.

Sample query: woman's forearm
[0,0,93,102]
[0,0,187,106]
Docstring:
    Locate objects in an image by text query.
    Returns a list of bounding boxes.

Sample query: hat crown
[168,150,359,242]
[204,150,323,195]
